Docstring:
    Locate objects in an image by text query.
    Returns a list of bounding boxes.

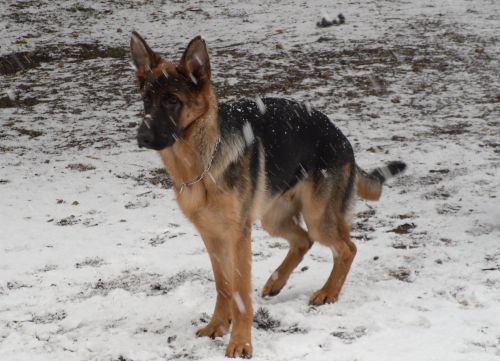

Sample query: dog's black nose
[137,130,155,148]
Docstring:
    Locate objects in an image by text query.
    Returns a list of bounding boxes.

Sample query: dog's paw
[309,289,339,305]
[196,321,229,338]
[225,340,252,358]
[261,275,285,298]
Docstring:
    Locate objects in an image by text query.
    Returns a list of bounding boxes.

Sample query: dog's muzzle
[136,118,178,150]
[137,125,155,149]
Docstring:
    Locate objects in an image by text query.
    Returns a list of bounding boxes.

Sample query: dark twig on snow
[317,13,345,28]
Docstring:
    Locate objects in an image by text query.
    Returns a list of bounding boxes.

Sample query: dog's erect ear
[178,36,211,84]
[130,31,160,71]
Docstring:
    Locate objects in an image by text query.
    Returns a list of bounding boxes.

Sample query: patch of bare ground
[388,223,416,234]
[116,168,173,189]
[0,43,127,75]
[85,269,210,298]
[2,15,497,154]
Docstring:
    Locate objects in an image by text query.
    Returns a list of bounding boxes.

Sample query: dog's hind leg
[308,218,356,305]
[261,197,313,298]
[301,181,357,305]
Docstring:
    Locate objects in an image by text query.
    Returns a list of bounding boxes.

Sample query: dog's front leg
[225,229,253,358]
[196,235,233,338]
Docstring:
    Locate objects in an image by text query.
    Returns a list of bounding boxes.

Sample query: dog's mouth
[137,122,180,150]
[137,131,176,150]
[137,139,169,150]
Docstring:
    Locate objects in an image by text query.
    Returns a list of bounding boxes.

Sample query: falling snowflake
[304,101,312,115]
[271,271,279,281]
[233,292,246,314]
[5,89,16,101]
[188,73,197,84]
[144,114,152,129]
[194,54,203,66]
[255,96,266,114]
[242,121,255,145]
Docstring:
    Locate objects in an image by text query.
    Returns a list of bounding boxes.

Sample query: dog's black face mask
[131,32,210,151]
[137,82,182,150]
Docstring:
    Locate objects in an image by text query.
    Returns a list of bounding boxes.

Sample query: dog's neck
[159,90,220,193]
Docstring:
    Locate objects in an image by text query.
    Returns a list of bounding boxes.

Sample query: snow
[1,0,500,360]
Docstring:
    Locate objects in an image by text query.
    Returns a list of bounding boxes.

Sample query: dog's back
[219,98,355,196]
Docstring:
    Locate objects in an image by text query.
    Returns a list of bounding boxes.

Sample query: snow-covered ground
[1,0,499,360]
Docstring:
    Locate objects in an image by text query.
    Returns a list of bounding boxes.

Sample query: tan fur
[261,194,313,297]
[356,172,382,200]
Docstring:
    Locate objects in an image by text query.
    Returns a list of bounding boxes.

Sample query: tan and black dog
[130,32,406,358]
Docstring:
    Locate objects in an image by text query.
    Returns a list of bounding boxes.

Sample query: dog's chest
[176,184,208,218]
[176,181,240,222]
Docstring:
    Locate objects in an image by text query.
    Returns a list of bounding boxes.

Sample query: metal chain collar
[179,137,221,194]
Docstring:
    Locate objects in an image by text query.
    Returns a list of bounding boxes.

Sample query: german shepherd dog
[130,32,406,358]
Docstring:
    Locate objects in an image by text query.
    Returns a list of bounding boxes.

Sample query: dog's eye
[162,94,179,107]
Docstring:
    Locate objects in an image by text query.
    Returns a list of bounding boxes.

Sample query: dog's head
[130,32,212,150]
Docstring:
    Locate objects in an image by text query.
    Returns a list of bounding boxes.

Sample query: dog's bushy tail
[356,161,406,200]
